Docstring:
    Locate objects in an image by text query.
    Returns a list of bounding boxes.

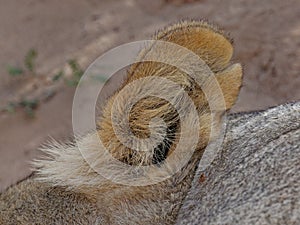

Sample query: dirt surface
[0,0,299,191]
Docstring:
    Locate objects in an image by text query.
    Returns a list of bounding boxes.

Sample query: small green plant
[19,98,39,117]
[24,48,38,73]
[5,102,17,113]
[7,48,38,77]
[52,70,64,82]
[2,99,39,117]
[7,66,24,77]
[65,59,83,86]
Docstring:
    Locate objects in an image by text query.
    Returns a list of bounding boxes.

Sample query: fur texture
[177,102,300,224]
[0,20,242,224]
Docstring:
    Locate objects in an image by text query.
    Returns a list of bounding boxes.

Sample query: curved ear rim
[155,19,233,45]
[215,63,243,110]
[154,20,234,72]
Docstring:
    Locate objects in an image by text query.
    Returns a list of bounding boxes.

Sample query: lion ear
[215,63,243,110]
[155,20,233,72]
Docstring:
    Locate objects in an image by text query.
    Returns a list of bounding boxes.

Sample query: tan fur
[0,20,242,224]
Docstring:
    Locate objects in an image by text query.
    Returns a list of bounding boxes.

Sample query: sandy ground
[0,0,299,191]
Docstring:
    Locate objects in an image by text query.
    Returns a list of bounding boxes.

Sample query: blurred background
[0,0,299,191]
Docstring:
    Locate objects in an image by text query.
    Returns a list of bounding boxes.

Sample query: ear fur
[215,63,243,110]
[34,20,243,189]
[151,20,242,111]
[153,20,242,110]
[154,20,234,72]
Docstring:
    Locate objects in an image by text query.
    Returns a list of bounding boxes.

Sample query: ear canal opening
[152,122,179,165]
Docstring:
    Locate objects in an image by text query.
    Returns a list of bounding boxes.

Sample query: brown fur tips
[1,20,243,225]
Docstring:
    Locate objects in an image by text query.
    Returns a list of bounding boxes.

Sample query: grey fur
[176,101,300,224]
[1,102,299,224]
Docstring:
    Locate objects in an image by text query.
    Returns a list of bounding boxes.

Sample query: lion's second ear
[215,63,243,110]
[156,20,233,72]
